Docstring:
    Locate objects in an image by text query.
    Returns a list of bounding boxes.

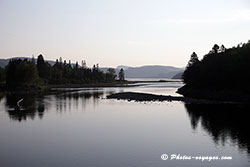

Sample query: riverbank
[0,79,182,93]
[0,81,134,94]
[45,81,137,89]
[177,85,250,103]
[107,92,242,104]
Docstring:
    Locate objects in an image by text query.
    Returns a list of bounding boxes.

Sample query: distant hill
[172,71,183,79]
[116,65,130,70]
[99,65,183,79]
[99,65,130,74]
[99,67,110,73]
[1,57,183,79]
[124,65,183,78]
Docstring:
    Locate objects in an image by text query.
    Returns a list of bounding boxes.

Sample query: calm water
[0,81,250,167]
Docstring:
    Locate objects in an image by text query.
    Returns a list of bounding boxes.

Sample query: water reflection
[185,104,250,155]
[4,93,44,121]
[53,90,106,112]
[3,90,114,122]
[0,92,4,101]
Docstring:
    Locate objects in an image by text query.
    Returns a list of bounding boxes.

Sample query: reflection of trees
[6,93,45,122]
[185,104,250,155]
[4,90,115,121]
[55,91,105,112]
[7,105,45,122]
[0,93,4,102]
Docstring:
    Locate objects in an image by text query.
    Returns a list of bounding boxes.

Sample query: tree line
[0,54,125,87]
[183,41,250,93]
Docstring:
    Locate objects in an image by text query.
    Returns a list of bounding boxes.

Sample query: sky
[0,0,250,68]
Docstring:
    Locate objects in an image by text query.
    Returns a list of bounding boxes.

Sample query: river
[0,80,249,167]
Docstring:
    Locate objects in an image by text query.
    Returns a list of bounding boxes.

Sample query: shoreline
[0,81,133,94]
[177,85,250,103]
[106,92,244,104]
[0,79,182,93]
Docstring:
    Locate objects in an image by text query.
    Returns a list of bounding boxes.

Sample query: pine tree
[119,68,125,81]
[187,52,199,67]
[183,52,200,85]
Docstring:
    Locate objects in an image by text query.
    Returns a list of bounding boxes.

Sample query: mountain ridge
[0,57,184,78]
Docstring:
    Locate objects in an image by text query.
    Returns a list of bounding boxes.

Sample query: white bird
[17,99,23,108]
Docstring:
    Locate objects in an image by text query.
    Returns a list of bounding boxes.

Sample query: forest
[181,41,250,98]
[0,55,125,88]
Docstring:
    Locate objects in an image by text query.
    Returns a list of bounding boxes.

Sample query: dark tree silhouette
[219,45,226,53]
[211,44,220,53]
[0,67,5,83]
[75,61,79,69]
[119,68,125,81]
[183,52,200,85]
[37,54,45,77]
[37,54,51,80]
[187,52,199,67]
[5,59,39,86]
[106,68,116,81]
[31,55,35,64]
[180,41,250,99]
[2,54,121,87]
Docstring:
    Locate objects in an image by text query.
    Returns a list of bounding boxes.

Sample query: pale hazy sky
[0,0,250,67]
